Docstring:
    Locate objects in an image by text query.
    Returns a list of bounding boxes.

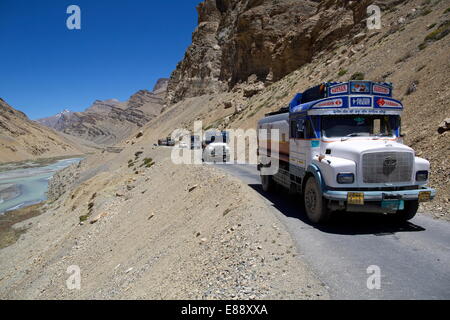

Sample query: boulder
[406,81,419,95]
[234,104,245,115]
[438,119,450,134]
[223,101,233,109]
[188,185,198,192]
[90,212,108,224]
[243,82,265,98]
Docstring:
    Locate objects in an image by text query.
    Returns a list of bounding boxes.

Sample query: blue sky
[0,0,201,119]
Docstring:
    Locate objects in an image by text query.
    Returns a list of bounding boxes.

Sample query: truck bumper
[323,187,436,202]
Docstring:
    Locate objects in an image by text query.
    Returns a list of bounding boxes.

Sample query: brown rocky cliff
[166,0,226,104]
[127,90,163,110]
[167,0,407,104]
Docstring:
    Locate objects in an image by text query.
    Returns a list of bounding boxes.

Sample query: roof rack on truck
[265,107,289,117]
[265,81,396,117]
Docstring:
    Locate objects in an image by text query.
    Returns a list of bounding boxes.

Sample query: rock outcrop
[152,78,169,94]
[167,0,407,104]
[84,99,126,114]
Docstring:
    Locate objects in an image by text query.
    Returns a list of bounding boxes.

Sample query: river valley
[0,157,82,214]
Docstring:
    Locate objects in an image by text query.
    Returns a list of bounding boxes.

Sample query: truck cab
[258,81,436,224]
[202,130,231,163]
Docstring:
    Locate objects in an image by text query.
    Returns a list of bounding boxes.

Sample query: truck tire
[394,200,419,222]
[304,177,331,224]
[261,174,275,192]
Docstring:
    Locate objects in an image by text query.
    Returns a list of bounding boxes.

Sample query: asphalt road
[213,163,450,300]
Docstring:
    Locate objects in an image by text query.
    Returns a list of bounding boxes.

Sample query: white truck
[202,130,231,163]
[257,81,436,224]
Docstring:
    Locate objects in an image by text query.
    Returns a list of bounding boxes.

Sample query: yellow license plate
[348,192,364,205]
[418,191,431,203]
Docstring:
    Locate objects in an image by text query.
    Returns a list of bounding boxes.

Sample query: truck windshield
[322,115,399,138]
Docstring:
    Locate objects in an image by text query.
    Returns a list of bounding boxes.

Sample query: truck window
[305,119,316,139]
[222,132,229,144]
[322,115,398,138]
[291,119,305,139]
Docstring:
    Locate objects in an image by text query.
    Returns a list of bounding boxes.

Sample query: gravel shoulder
[0,148,328,300]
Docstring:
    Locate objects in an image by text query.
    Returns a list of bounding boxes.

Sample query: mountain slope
[37,79,169,146]
[0,98,89,163]
[151,0,450,217]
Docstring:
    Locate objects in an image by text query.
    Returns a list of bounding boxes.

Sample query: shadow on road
[248,184,426,236]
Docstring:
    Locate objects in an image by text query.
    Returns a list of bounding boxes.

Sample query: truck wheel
[304,177,331,224]
[261,174,275,192]
[394,200,419,222]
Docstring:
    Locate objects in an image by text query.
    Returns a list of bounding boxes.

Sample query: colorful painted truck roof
[287,81,403,116]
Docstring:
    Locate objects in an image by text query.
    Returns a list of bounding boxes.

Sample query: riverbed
[0,158,82,214]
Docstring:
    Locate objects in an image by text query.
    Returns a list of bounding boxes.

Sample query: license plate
[382,200,404,211]
[348,192,364,205]
[418,191,431,203]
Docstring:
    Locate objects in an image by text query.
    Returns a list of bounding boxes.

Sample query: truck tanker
[257,81,436,224]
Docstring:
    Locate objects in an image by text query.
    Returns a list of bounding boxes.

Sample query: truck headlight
[416,171,429,182]
[337,173,355,184]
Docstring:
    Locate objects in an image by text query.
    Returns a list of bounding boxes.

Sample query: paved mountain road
[213,163,450,300]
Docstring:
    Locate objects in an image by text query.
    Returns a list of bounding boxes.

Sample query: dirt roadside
[0,147,328,300]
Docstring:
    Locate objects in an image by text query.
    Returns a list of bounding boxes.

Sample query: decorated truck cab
[257,81,436,224]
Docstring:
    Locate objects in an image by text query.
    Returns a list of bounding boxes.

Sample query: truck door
[290,116,308,171]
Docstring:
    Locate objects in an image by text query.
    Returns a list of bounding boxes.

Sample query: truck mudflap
[323,187,436,202]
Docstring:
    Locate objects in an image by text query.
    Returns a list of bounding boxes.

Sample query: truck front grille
[362,152,413,183]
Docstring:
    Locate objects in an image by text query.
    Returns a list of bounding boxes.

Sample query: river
[0,157,82,214]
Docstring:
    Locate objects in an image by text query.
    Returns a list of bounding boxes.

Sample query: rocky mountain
[156,0,450,214]
[152,78,169,95]
[37,79,168,146]
[167,0,404,104]
[84,99,126,114]
[36,109,72,128]
[0,99,89,163]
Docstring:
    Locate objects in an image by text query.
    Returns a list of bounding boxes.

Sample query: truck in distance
[257,81,436,224]
[202,130,231,163]
[158,137,175,147]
